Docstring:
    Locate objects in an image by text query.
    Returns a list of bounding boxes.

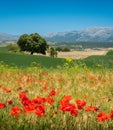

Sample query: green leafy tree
[17,33,48,55]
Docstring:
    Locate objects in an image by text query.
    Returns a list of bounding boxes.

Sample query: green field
[0,46,113,69]
[0,47,66,68]
[79,55,113,68]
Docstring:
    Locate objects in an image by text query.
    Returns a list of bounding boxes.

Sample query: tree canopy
[17,33,48,55]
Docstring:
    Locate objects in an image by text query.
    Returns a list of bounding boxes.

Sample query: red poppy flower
[86,106,98,112]
[23,102,36,113]
[70,108,78,116]
[46,97,54,104]
[59,96,78,116]
[60,103,78,116]
[10,106,21,116]
[110,110,113,119]
[60,95,72,105]
[0,102,6,109]
[97,112,110,121]
[32,96,46,104]
[34,105,45,116]
[19,92,27,100]
[49,88,57,96]
[76,100,86,109]
[8,100,13,105]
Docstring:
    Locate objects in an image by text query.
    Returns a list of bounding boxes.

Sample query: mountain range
[0,33,19,41]
[44,27,113,42]
[0,27,113,42]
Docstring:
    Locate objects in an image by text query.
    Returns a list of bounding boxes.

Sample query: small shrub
[7,43,19,52]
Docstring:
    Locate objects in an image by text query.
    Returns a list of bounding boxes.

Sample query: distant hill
[0,33,19,41]
[44,27,113,42]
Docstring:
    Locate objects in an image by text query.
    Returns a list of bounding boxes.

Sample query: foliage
[63,47,70,52]
[7,43,19,52]
[56,47,70,52]
[49,47,58,58]
[17,33,48,55]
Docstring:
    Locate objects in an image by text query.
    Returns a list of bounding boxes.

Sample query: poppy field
[0,63,113,130]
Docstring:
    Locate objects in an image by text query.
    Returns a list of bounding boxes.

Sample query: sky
[0,0,113,35]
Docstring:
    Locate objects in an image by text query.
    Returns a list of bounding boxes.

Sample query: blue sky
[0,0,113,35]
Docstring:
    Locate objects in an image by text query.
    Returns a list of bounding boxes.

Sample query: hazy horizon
[0,0,113,35]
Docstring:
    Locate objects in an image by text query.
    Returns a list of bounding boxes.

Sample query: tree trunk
[31,51,34,55]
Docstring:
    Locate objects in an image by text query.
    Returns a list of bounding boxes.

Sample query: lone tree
[17,33,48,55]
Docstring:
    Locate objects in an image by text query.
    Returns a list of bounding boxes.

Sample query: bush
[63,47,70,52]
[106,50,113,56]
[56,47,70,52]
[49,47,58,58]
[7,43,19,52]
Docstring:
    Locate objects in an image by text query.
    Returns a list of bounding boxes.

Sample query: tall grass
[0,63,113,130]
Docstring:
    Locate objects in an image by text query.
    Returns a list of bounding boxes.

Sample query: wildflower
[41,86,48,90]
[86,106,98,112]
[110,110,113,119]
[70,108,78,116]
[0,102,6,109]
[10,106,21,116]
[97,112,110,121]
[2,87,11,93]
[34,105,45,116]
[46,97,54,104]
[32,96,46,104]
[49,88,57,96]
[60,95,72,105]
[8,100,13,105]
[23,102,36,113]
[19,92,27,100]
[65,58,73,63]
[59,96,78,116]
[76,100,86,109]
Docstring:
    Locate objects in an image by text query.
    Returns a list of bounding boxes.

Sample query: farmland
[57,48,107,59]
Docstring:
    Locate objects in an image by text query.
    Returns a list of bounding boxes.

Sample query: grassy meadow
[0,47,66,68]
[1,47,113,129]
